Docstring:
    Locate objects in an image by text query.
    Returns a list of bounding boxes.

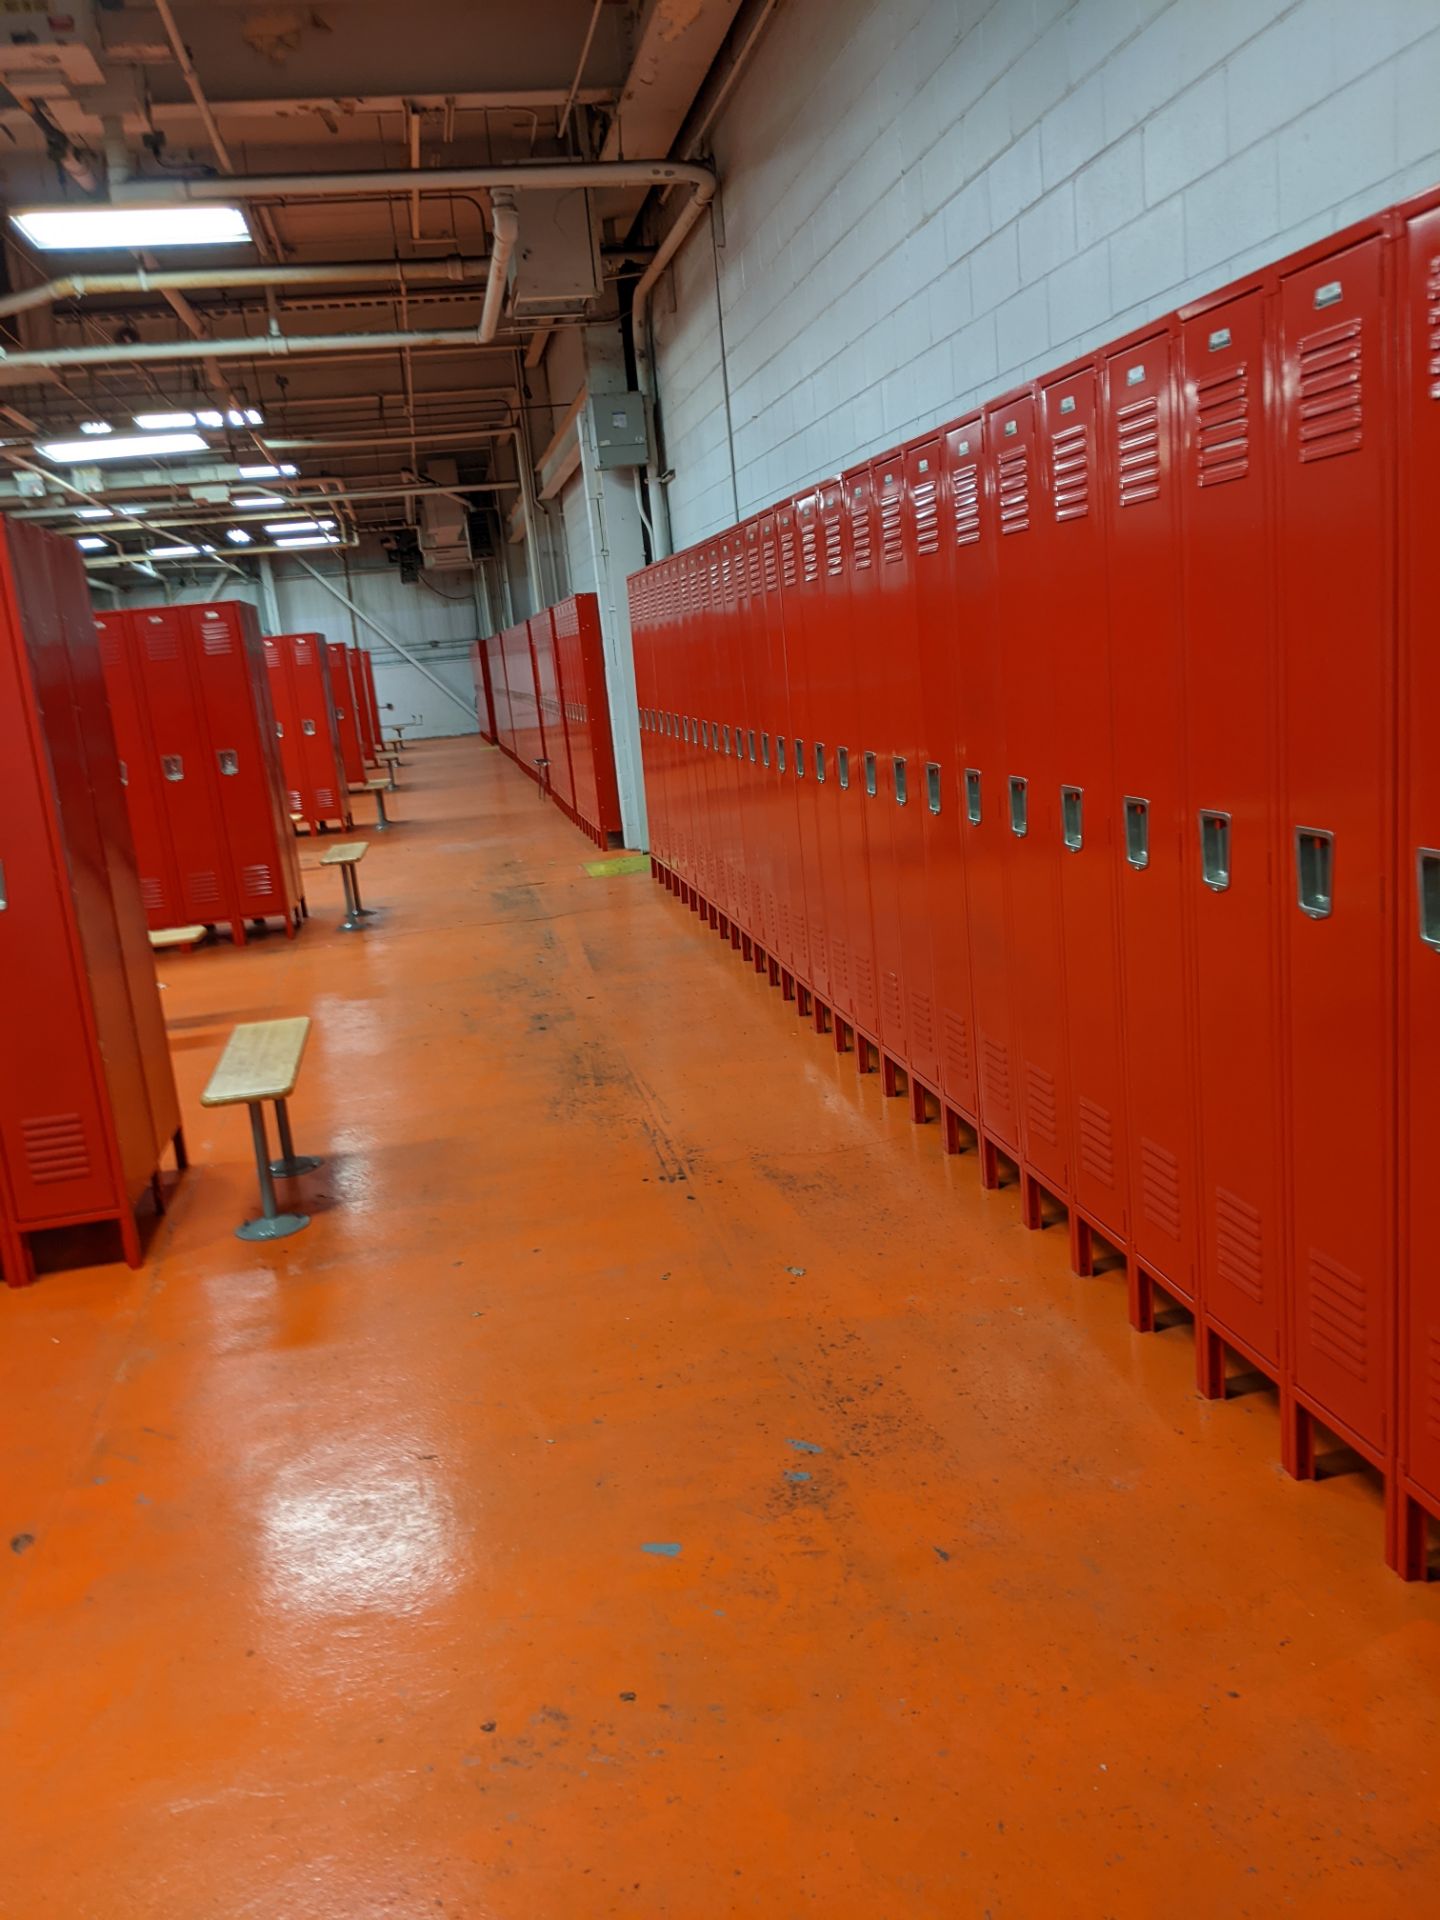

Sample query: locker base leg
[767,955,780,988]
[119,1207,143,1269]
[781,969,795,1001]
[797,984,812,1018]
[754,946,768,976]
[856,1036,878,1075]
[978,1134,1001,1190]
[909,1078,929,1126]
[173,1125,190,1172]
[881,1054,903,1099]
[1195,1322,1226,1395]
[150,1172,166,1218]
[718,913,729,942]
[834,1018,851,1054]
[1129,1259,1159,1337]
[741,934,753,961]
[1069,1211,1094,1278]
[1019,1168,1042,1231]
[730,923,741,950]
[814,997,831,1036]
[1387,1487,1432,1581]
[2,1225,36,1289]
[1281,1397,1316,1481]
[942,1106,968,1155]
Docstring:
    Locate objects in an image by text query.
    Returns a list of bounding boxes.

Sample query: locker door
[96,612,181,927]
[816,481,857,1021]
[774,505,810,982]
[131,605,231,926]
[791,491,830,999]
[350,648,377,763]
[0,574,116,1223]
[897,437,945,1092]
[946,419,1018,1150]
[293,636,348,826]
[840,467,882,1043]
[1401,200,1440,1511]
[718,537,744,927]
[1180,289,1284,1368]
[262,636,304,818]
[988,393,1070,1196]
[1277,233,1395,1458]
[866,459,909,1058]
[742,524,774,952]
[330,641,368,783]
[531,610,575,812]
[1044,366,1128,1243]
[1105,331,1194,1300]
[190,605,288,920]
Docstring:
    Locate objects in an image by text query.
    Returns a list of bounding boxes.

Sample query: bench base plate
[236,1212,309,1242]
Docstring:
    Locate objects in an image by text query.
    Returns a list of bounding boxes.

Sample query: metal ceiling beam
[0,258,493,323]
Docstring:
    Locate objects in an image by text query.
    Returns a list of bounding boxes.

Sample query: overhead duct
[417,459,473,571]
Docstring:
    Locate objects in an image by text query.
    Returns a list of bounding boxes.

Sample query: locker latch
[965,768,982,824]
[119,759,128,787]
[892,755,906,805]
[1124,796,1150,869]
[302,719,317,736]
[1295,827,1333,919]
[162,755,184,782]
[217,750,239,776]
[1199,810,1231,891]
[0,859,7,911]
[926,762,942,815]
[1418,850,1440,951]
[1008,775,1028,838]
[837,745,849,789]
[864,751,877,797]
[1061,785,1084,851]
[777,735,787,773]
[815,742,827,783]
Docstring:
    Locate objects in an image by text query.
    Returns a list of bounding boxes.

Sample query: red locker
[504,621,546,781]
[1275,227,1395,1470]
[773,504,810,983]
[1397,193,1440,1570]
[95,610,184,928]
[349,645,377,765]
[838,466,881,1045]
[358,649,383,753]
[473,637,497,740]
[944,417,1019,1155]
[986,391,1070,1201]
[288,633,351,832]
[554,593,624,847]
[1178,284,1286,1376]
[759,511,803,972]
[262,631,304,818]
[909,439,978,1127]
[0,520,184,1286]
[739,523,772,951]
[814,481,858,1016]
[328,640,368,785]
[1104,328,1195,1309]
[858,462,906,1052]
[1042,363,1128,1250]
[790,492,832,998]
[529,608,576,812]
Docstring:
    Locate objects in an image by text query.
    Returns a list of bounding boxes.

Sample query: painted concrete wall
[654,0,1440,546]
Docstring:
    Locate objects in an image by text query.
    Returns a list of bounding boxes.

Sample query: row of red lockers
[626,186,1440,1577]
[97,600,385,946]
[472,592,624,847]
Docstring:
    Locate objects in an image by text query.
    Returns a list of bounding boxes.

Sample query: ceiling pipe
[0,325,506,374]
[99,158,714,208]
[0,258,493,323]
[17,478,518,532]
[480,190,519,344]
[557,0,606,140]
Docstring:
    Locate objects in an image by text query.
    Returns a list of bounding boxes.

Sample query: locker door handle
[1124,796,1150,869]
[118,759,128,787]
[1199,809,1231,890]
[1295,827,1333,919]
[0,858,7,911]
[864,750,877,797]
[892,754,906,805]
[162,755,184,782]
[302,718,317,736]
[815,742,827,782]
[837,745,849,789]
[1008,775,1028,837]
[217,750,239,776]
[926,762,942,815]
[1418,849,1440,950]
[965,768,982,824]
[1061,785,1083,851]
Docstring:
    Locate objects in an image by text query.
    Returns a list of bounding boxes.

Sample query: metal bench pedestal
[238,1101,310,1241]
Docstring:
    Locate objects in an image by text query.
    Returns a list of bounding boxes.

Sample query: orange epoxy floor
[3,736,1439,1917]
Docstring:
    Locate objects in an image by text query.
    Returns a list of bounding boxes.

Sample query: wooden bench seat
[318,839,374,930]
[202,1016,322,1242]
[349,776,394,827]
[149,924,208,952]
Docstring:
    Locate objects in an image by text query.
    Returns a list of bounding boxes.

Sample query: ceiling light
[245,409,264,426]
[135,410,197,431]
[233,492,285,507]
[76,535,108,550]
[197,410,224,429]
[39,432,208,463]
[273,533,339,549]
[225,528,253,545]
[238,464,280,480]
[263,517,327,533]
[226,407,266,429]
[76,506,113,520]
[11,205,253,252]
[79,420,112,436]
[147,543,201,559]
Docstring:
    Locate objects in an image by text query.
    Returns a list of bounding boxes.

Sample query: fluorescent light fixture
[135,410,197,431]
[263,517,332,533]
[147,543,201,559]
[238,464,281,480]
[39,431,208,463]
[80,420,112,436]
[225,407,265,429]
[11,204,253,252]
[232,492,285,507]
[273,533,339,549]
[76,535,108,550]
[225,528,253,545]
[76,506,113,520]
[197,410,224,429]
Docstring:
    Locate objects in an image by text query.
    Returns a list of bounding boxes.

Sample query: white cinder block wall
[654,0,1440,547]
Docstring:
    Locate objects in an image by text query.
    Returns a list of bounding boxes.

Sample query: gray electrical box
[589,392,649,470]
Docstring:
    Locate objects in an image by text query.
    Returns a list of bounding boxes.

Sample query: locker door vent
[1024,1061,1058,1146]
[1139,1136,1182,1240]
[242,863,275,900]
[749,545,764,595]
[830,934,849,995]
[140,876,165,913]
[1050,422,1090,520]
[295,639,313,662]
[144,626,179,662]
[22,1112,90,1185]
[763,537,780,592]
[1077,1096,1115,1188]
[1195,365,1250,487]
[980,1034,1011,1115]
[881,968,903,1034]
[952,460,981,546]
[97,626,122,667]
[1426,256,1440,398]
[823,514,843,575]
[810,922,828,977]
[1115,396,1161,507]
[849,499,873,569]
[879,488,904,565]
[287,787,303,812]
[800,515,820,584]
[201,621,233,656]
[853,949,876,1015]
[188,870,222,909]
[943,1009,972,1087]
[1214,1187,1264,1304]
[908,986,935,1058]
[913,473,940,554]
[780,523,799,587]
[998,447,1030,534]
[1295,319,1363,462]
[316,786,335,810]
[1306,1248,1369,1380]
